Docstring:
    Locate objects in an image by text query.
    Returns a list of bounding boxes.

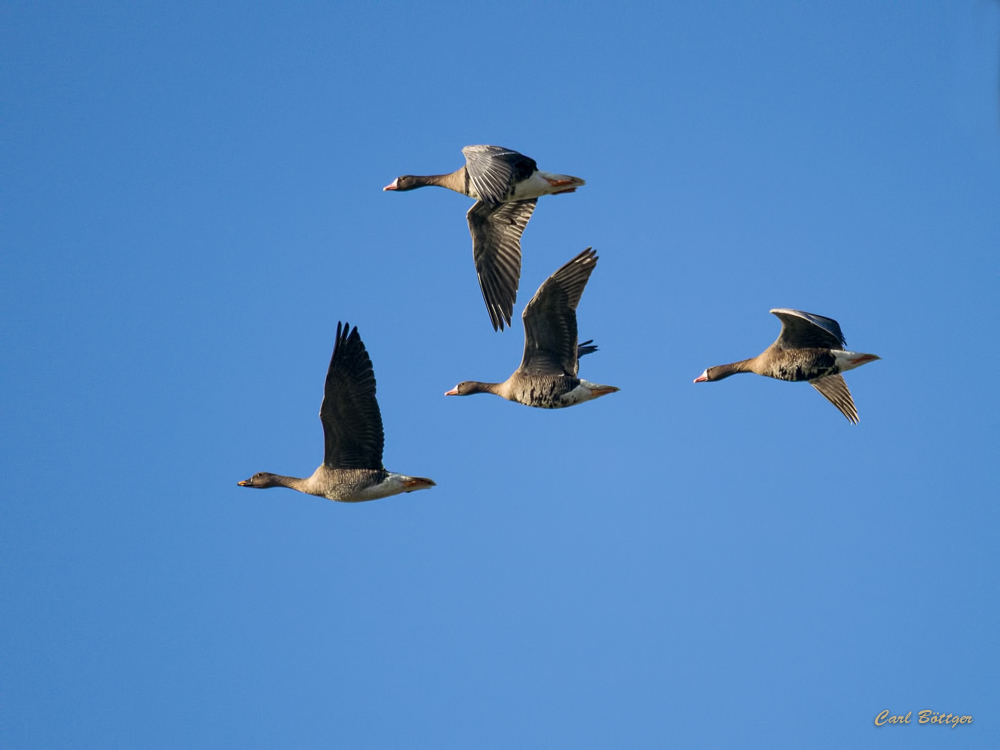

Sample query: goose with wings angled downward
[445,248,619,408]
[694,309,880,423]
[384,145,585,331]
[238,322,435,501]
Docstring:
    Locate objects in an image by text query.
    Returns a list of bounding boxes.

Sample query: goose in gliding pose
[694,309,879,423]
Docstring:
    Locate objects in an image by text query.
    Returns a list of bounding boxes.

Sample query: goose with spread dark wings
[238,323,435,501]
[445,248,619,408]
[384,145,585,331]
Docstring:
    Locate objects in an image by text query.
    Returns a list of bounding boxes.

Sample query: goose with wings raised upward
[238,323,435,501]
[445,248,618,408]
[694,309,880,423]
[384,145,585,331]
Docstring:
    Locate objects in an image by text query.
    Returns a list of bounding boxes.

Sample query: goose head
[444,381,496,396]
[693,366,736,383]
[383,176,423,191]
[237,472,281,488]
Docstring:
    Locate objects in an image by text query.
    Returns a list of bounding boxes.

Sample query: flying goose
[238,322,435,501]
[694,309,879,423]
[445,248,619,408]
[384,145,585,331]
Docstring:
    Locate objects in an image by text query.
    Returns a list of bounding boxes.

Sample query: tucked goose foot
[403,477,436,490]
[848,354,880,366]
[590,386,621,398]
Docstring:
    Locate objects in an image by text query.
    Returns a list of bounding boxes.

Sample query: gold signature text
[875,710,972,728]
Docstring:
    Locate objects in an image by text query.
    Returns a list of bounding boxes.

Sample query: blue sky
[3,2,999,747]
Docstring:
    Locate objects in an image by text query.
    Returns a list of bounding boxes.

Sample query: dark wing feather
[810,374,859,424]
[320,322,385,469]
[519,248,598,376]
[577,339,598,359]
[468,199,536,331]
[462,145,538,204]
[771,309,847,350]
[572,340,598,376]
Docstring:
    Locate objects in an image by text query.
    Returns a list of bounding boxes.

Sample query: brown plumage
[445,248,619,409]
[238,323,435,502]
[694,309,879,423]
[384,145,585,331]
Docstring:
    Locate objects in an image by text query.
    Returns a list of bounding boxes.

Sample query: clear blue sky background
[3,2,999,747]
